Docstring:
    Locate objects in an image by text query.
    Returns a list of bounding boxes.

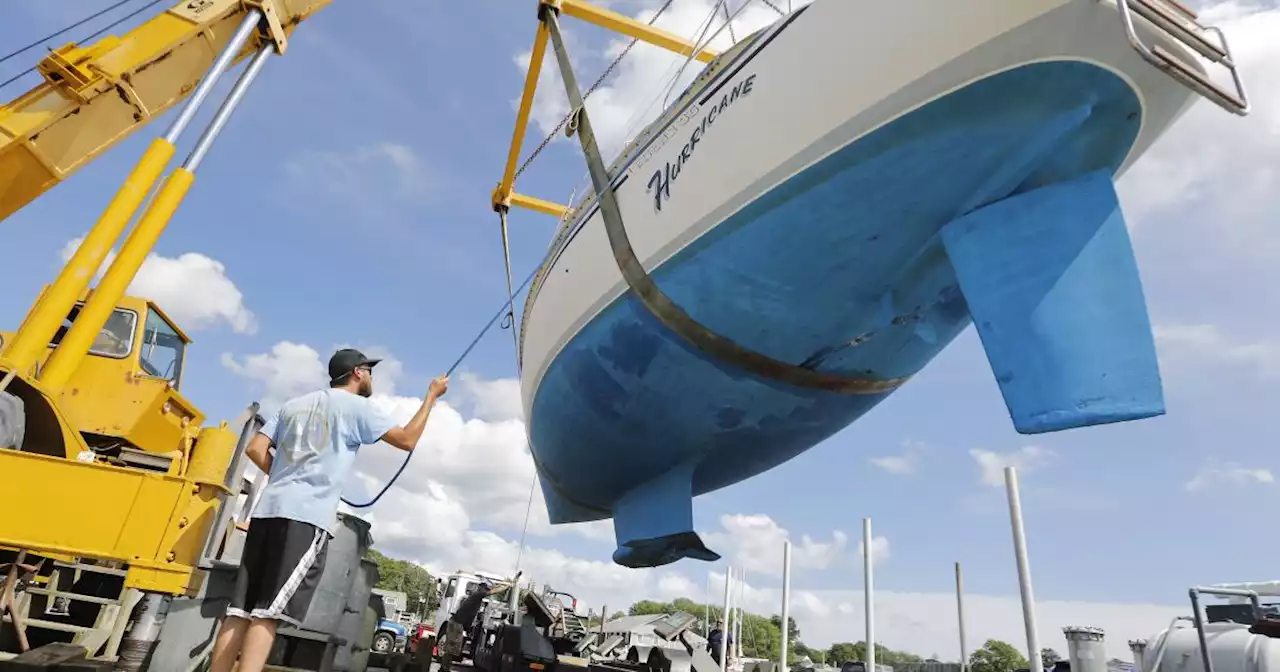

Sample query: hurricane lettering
[647,74,757,214]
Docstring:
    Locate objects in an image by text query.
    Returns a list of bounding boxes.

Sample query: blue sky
[3,0,1278,660]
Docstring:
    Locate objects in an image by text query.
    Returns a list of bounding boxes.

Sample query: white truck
[425,570,513,664]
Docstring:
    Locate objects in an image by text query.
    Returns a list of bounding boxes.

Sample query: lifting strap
[541,8,907,396]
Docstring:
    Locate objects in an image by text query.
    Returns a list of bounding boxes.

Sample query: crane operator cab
[0,290,200,474]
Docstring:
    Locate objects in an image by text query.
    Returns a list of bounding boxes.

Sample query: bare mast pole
[780,541,792,670]
[863,518,876,671]
[956,562,969,672]
[1005,467,1043,672]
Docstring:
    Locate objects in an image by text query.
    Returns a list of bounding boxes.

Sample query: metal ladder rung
[1159,0,1199,21]
[52,561,126,577]
[1129,0,1227,63]
[1151,44,1246,111]
[0,614,93,634]
[1116,0,1250,116]
[23,587,119,606]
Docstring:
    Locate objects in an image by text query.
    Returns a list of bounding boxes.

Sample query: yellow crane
[0,0,720,667]
[0,0,330,665]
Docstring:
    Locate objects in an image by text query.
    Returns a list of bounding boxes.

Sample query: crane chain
[512,0,678,182]
[759,0,787,16]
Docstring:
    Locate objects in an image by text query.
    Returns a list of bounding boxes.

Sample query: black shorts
[226,517,330,626]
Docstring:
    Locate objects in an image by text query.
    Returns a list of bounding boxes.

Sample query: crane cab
[0,291,203,468]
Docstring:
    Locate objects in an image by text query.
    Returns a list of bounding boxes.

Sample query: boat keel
[940,168,1165,434]
[611,461,721,568]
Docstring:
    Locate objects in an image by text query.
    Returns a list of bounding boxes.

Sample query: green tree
[365,548,438,619]
[771,615,801,643]
[629,600,674,616]
[827,642,860,663]
[970,639,1029,672]
[673,597,702,614]
[1041,648,1062,667]
[792,642,823,664]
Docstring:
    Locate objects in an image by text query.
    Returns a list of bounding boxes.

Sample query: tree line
[366,548,440,619]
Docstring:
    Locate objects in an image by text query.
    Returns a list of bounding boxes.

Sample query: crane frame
[490,0,720,219]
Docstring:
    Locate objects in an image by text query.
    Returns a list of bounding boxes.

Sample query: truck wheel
[373,631,396,654]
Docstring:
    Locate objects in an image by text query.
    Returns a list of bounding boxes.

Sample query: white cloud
[221,341,328,410]
[280,142,434,215]
[59,237,257,334]
[857,535,890,567]
[656,573,700,599]
[870,440,925,475]
[1154,323,1280,379]
[869,455,915,475]
[1185,459,1275,492]
[705,513,847,577]
[1115,3,1280,254]
[969,446,1056,488]
[457,372,524,422]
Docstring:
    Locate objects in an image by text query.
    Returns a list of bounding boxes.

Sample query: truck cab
[433,570,513,660]
[1,292,200,468]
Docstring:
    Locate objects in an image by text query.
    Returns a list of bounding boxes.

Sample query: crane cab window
[139,308,186,388]
[51,305,137,358]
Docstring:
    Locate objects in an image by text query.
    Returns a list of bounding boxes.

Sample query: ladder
[1115,0,1250,116]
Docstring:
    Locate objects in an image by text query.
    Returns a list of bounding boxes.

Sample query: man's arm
[379,376,449,452]
[244,433,274,474]
[244,409,280,474]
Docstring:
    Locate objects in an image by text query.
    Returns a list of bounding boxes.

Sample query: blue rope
[340,265,539,508]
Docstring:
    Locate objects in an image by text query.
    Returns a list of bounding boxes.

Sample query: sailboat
[498,0,1250,568]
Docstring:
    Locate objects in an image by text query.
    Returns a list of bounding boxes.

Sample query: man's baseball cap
[328,348,381,383]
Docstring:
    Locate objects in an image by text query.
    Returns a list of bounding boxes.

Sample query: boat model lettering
[647,73,757,213]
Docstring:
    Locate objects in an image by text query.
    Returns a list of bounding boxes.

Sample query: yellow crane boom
[0,0,331,223]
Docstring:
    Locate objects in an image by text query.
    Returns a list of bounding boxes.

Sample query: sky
[2,0,1278,663]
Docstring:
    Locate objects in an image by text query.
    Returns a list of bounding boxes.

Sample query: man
[210,348,449,672]
[707,617,733,667]
[438,578,516,666]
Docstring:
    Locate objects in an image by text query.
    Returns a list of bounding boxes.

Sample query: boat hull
[520,0,1201,566]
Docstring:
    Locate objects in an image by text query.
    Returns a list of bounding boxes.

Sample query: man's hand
[428,375,449,400]
[381,375,450,452]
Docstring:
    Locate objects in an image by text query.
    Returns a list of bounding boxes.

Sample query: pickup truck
[373,619,410,655]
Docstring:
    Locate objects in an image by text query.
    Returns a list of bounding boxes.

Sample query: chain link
[758,0,787,16]
[512,0,678,181]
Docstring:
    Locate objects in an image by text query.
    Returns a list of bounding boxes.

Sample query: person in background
[707,617,734,666]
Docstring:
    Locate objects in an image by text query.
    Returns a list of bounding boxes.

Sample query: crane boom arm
[0,0,332,223]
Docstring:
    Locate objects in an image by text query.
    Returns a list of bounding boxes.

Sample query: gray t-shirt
[252,388,396,534]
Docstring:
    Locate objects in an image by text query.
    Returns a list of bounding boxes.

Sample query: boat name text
[646,74,757,214]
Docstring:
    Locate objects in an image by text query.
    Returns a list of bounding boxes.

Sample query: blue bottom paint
[529,60,1149,567]
[941,170,1164,434]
